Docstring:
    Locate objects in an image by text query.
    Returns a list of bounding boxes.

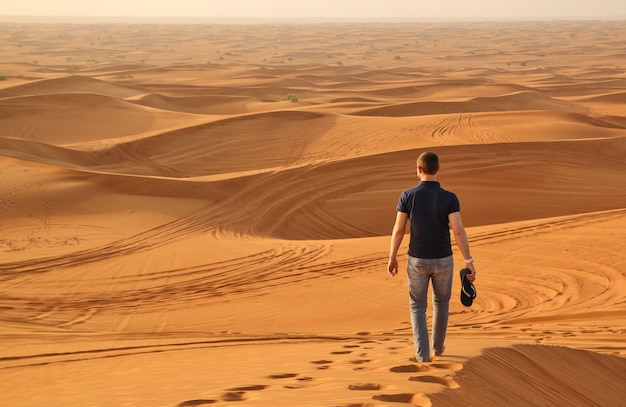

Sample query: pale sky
[2,0,626,20]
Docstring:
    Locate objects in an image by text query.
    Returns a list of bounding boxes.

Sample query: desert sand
[0,19,625,407]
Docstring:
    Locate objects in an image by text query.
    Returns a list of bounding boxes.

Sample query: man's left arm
[449,211,476,281]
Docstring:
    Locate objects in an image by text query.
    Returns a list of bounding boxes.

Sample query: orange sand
[0,20,625,407]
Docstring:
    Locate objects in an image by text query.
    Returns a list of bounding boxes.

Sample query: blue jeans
[407,255,453,362]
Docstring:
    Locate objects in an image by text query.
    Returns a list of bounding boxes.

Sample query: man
[387,151,476,362]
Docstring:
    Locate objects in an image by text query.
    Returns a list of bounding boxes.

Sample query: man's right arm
[449,211,476,281]
[387,211,408,277]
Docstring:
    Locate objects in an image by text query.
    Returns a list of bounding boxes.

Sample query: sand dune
[430,345,626,406]
[0,92,205,145]
[129,94,258,115]
[1,20,625,407]
[0,75,144,98]
[352,90,586,117]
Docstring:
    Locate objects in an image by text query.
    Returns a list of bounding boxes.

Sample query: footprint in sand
[331,350,353,355]
[311,359,333,364]
[284,376,314,389]
[353,366,377,372]
[311,359,333,370]
[373,392,432,406]
[177,399,217,406]
[221,391,247,402]
[348,383,393,391]
[373,393,414,403]
[349,359,371,365]
[317,365,331,370]
[390,364,431,373]
[220,385,268,401]
[266,373,315,389]
[266,373,298,379]
[227,385,268,392]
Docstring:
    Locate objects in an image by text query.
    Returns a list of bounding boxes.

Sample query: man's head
[417,151,440,175]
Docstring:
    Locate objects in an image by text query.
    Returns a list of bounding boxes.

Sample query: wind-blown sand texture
[1,20,626,406]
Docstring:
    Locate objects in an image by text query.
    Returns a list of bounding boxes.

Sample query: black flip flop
[460,268,476,307]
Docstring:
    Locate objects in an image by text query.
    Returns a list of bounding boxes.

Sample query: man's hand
[465,262,477,282]
[387,257,399,277]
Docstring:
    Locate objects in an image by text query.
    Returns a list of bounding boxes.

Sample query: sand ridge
[1,20,626,406]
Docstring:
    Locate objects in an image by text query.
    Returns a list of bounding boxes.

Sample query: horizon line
[2,15,626,24]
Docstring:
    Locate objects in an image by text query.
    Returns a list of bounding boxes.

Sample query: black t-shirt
[396,181,460,259]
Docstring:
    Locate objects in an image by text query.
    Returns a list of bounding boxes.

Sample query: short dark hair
[417,151,439,174]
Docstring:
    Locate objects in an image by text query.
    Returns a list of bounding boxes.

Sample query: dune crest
[429,345,626,407]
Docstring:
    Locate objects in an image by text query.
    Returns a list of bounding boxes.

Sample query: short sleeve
[397,191,410,213]
[449,193,460,214]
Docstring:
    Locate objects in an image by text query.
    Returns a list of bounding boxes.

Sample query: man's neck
[420,174,438,182]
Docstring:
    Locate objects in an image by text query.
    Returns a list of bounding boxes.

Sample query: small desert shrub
[284,94,299,102]
[0,75,7,81]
